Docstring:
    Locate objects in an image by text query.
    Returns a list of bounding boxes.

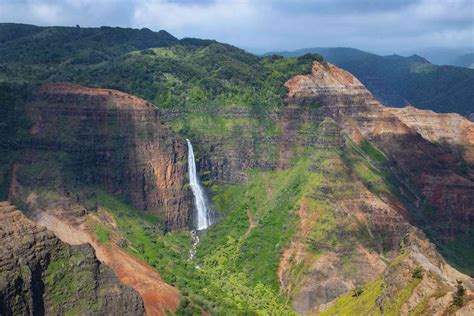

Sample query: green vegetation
[89,191,265,313]
[91,175,297,314]
[360,139,386,163]
[342,137,415,205]
[0,24,322,113]
[320,278,385,315]
[409,297,430,316]
[0,24,177,65]
[452,280,466,308]
[437,230,474,276]
[44,249,98,314]
[0,82,31,199]
[198,158,320,290]
[384,278,422,315]
[88,121,375,314]
[320,255,423,316]
[1,23,472,315]
[94,225,110,245]
[412,266,424,279]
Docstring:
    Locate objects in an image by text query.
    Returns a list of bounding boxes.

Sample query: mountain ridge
[265,46,474,117]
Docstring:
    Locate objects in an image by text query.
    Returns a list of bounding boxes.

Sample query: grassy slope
[320,271,422,316]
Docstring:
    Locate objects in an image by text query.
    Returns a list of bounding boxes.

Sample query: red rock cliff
[11,84,192,231]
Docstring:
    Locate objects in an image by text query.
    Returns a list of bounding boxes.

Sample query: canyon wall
[1,63,471,315]
[285,61,474,254]
[9,84,192,231]
[280,62,474,312]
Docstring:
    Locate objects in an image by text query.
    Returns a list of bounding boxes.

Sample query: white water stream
[186,139,213,261]
[186,139,212,231]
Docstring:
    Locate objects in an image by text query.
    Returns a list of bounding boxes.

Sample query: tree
[453,280,466,307]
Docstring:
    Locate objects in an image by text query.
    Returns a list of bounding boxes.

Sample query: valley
[0,24,473,315]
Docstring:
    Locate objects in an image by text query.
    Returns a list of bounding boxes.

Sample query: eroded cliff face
[0,201,145,315]
[9,84,192,231]
[285,61,474,259]
[320,229,474,316]
[276,61,474,313]
[387,106,474,163]
[31,205,180,316]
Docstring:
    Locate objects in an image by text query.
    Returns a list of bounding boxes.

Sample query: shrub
[412,266,424,279]
[352,285,364,297]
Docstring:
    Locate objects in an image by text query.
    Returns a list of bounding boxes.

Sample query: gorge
[0,23,472,316]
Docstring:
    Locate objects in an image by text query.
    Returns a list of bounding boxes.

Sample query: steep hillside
[1,84,186,314]
[1,23,472,118]
[181,61,473,314]
[284,61,474,274]
[0,25,321,113]
[0,201,145,315]
[266,47,474,117]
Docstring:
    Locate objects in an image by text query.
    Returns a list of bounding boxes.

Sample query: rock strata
[12,84,192,230]
[285,61,474,263]
[278,61,474,313]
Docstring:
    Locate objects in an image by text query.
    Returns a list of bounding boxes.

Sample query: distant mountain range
[265,47,474,117]
[451,53,474,69]
[407,47,474,68]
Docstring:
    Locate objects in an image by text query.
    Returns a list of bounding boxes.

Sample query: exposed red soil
[35,211,180,316]
[97,244,180,316]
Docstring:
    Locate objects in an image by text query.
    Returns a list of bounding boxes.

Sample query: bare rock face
[0,201,145,315]
[387,106,474,162]
[10,84,192,231]
[285,62,377,107]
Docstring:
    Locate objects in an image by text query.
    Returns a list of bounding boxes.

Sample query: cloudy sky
[0,0,473,54]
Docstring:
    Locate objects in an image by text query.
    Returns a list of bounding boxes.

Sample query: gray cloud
[0,0,472,54]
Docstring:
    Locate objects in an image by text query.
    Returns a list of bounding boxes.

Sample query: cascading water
[186,139,212,231]
[186,139,212,261]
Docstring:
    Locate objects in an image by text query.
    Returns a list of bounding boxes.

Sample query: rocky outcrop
[0,201,145,315]
[319,229,474,315]
[10,84,192,230]
[387,106,474,163]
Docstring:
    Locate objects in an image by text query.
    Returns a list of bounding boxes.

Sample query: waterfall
[186,139,211,231]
